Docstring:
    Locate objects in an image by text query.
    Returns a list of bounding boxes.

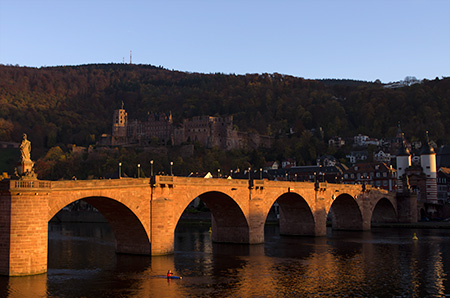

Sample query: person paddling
[167,270,173,278]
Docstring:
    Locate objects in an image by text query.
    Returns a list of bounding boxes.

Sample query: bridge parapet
[51,178,149,190]
[0,179,51,192]
[167,176,250,187]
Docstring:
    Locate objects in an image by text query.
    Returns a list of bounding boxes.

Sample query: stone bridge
[0,176,417,276]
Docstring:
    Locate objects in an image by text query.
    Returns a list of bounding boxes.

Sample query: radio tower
[130,50,132,64]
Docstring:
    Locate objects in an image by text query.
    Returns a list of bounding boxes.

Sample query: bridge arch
[371,197,397,224]
[49,196,151,255]
[275,192,315,236]
[174,191,250,243]
[328,193,363,230]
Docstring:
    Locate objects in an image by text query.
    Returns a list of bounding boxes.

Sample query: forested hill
[1,63,449,158]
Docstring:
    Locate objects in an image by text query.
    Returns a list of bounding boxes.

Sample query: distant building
[264,161,279,170]
[107,105,272,151]
[353,134,379,147]
[316,155,339,167]
[437,168,450,205]
[343,162,397,191]
[437,145,450,168]
[288,165,346,183]
[328,136,345,149]
[174,115,238,149]
[282,158,296,169]
[346,150,368,164]
[353,134,369,147]
[374,150,391,163]
[111,108,128,145]
[127,112,174,146]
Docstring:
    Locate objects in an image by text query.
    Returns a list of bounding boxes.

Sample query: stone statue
[20,133,31,162]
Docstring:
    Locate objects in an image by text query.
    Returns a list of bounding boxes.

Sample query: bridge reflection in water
[0,176,417,276]
[1,222,448,297]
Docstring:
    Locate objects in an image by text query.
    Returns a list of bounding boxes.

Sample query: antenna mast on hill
[130,50,132,64]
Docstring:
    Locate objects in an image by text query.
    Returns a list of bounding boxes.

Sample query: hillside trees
[0,63,449,176]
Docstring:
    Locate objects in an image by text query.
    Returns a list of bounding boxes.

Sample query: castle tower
[111,102,128,145]
[396,133,411,193]
[420,132,438,207]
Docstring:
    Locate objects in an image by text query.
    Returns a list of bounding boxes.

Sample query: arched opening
[419,208,428,221]
[47,197,153,295]
[49,197,151,256]
[274,193,315,236]
[328,194,363,230]
[175,191,249,244]
[371,198,397,224]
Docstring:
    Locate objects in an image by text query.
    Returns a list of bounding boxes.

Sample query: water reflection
[1,223,449,297]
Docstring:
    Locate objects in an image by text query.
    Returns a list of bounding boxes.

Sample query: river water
[1,222,450,297]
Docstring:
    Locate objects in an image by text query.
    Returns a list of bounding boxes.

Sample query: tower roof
[420,131,435,155]
[396,133,410,156]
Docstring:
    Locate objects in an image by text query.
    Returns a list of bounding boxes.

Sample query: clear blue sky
[1,0,449,83]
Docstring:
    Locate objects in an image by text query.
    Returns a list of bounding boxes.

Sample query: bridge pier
[150,197,176,255]
[0,180,49,276]
[247,197,266,244]
[396,192,418,223]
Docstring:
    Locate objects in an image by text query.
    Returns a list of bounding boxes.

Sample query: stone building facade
[108,107,272,150]
[127,112,174,146]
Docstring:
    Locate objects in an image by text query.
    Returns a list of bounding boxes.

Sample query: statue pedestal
[17,160,34,175]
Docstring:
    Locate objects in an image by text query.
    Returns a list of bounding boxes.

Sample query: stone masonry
[0,176,415,276]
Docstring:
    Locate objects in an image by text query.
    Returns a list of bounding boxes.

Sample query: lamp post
[218,168,221,178]
[248,167,251,180]
[170,161,173,176]
[230,170,233,178]
[137,164,140,178]
[150,160,154,176]
[118,162,122,179]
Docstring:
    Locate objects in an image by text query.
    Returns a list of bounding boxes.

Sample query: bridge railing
[172,176,250,185]
[0,179,52,191]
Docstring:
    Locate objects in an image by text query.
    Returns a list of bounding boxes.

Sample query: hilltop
[0,63,449,174]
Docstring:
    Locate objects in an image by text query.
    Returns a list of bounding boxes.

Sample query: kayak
[168,276,182,280]
[156,275,183,279]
